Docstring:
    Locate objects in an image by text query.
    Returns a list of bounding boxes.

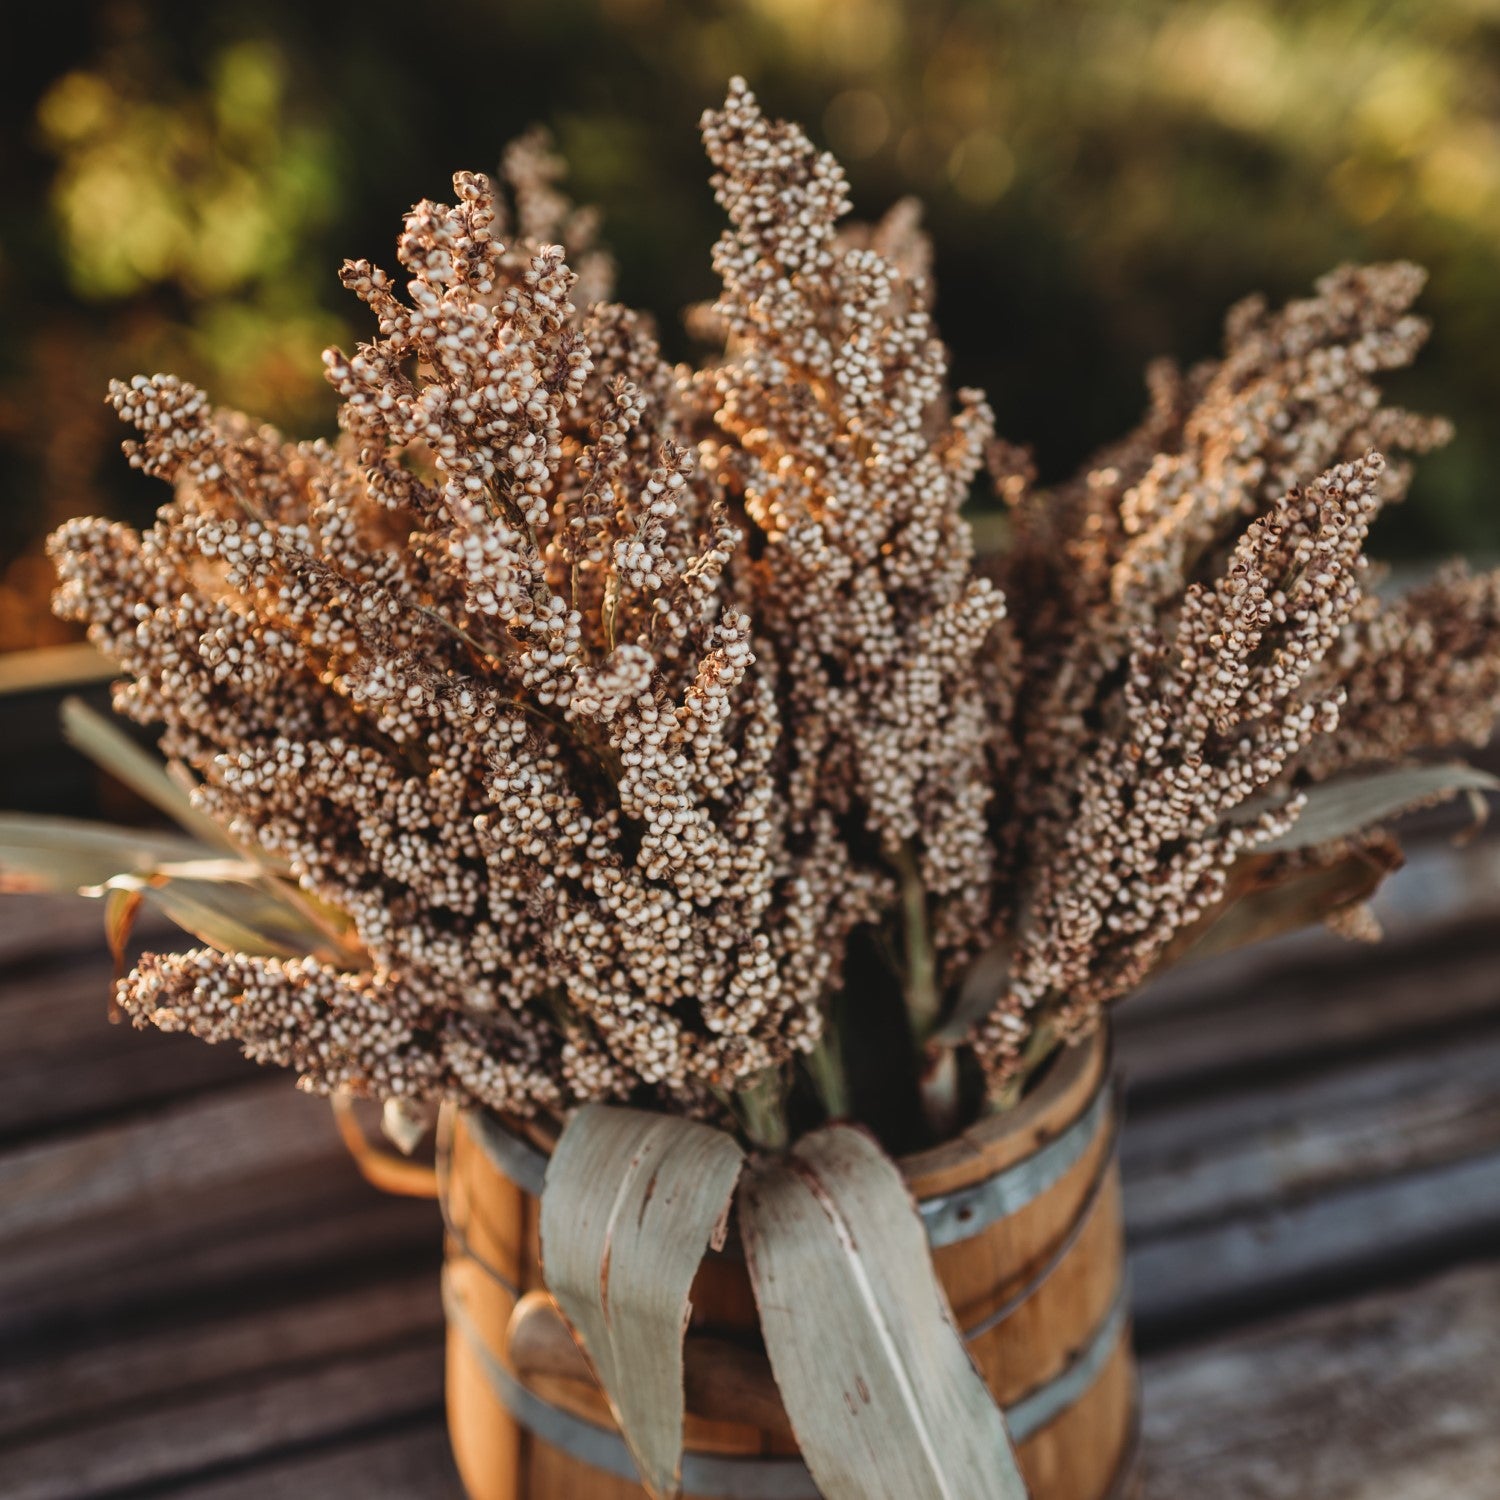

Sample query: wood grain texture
[1116,917,1500,1096]
[0,958,254,1137]
[1140,1259,1500,1499]
[0,891,172,968]
[0,1079,438,1340]
[0,1272,441,1443]
[163,1425,464,1500]
[1131,1150,1500,1340]
[4,1337,443,1500]
[1123,1029,1500,1236]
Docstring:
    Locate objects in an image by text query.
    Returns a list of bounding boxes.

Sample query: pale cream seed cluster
[48,85,1500,1122]
[976,455,1386,1076]
[977,266,1500,1089]
[701,80,1005,971]
[52,89,969,1119]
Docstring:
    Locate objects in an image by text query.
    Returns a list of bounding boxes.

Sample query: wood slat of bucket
[444,1123,527,1493]
[444,1028,1134,1500]
[905,1036,1133,1500]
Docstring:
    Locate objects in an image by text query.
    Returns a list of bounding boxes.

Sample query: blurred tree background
[4,0,1499,651]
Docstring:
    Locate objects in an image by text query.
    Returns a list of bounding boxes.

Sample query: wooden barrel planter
[441,1028,1136,1500]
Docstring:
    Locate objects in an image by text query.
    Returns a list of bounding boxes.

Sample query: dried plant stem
[895,844,962,1137]
[895,844,939,1035]
[804,1030,851,1121]
[61,698,364,967]
[919,1046,962,1142]
[732,1069,791,1152]
[990,1020,1058,1114]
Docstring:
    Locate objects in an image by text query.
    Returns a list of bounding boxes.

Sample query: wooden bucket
[441,1029,1136,1500]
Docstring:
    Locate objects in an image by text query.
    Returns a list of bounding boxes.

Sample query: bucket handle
[330,1093,440,1199]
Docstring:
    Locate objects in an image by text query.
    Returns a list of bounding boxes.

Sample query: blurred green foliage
[4,0,1500,647]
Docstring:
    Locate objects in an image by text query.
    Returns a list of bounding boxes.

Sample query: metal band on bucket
[452,1072,1121,1342]
[443,1268,1134,1500]
[918,1076,1113,1248]
[462,1060,1114,1254]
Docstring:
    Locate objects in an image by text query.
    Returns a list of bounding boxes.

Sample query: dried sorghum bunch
[51,84,993,1129]
[975,264,1495,1089]
[48,82,1500,1136]
[698,87,1004,983]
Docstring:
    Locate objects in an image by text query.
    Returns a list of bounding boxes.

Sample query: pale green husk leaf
[100,867,339,961]
[538,1105,745,1500]
[1255,763,1498,852]
[61,696,236,854]
[739,1123,1029,1500]
[0,814,213,894]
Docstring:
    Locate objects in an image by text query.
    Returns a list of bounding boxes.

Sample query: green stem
[990,1019,1059,1114]
[894,842,962,1141]
[732,1068,790,1152]
[804,1030,851,1121]
[894,844,940,1036]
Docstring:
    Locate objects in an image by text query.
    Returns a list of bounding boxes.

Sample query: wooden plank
[1116,922,1500,1096]
[1122,973,1500,1341]
[0,1272,440,1443]
[1139,1258,1500,1498]
[0,1333,444,1500]
[1,1080,368,1243]
[7,1186,438,1355]
[1129,1149,1500,1340]
[0,960,257,1139]
[0,894,117,970]
[164,1425,463,1500]
[0,892,179,974]
[0,1082,439,1336]
[1122,1026,1500,1236]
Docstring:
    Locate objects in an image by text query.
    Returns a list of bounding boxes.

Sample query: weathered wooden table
[3,821,1499,1498]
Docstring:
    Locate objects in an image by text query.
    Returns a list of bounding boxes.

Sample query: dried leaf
[62,699,364,962]
[0,814,212,895]
[1159,842,1403,969]
[934,940,1012,1046]
[538,1106,745,1499]
[102,870,339,961]
[1253,763,1499,852]
[61,697,234,853]
[739,1124,1028,1500]
[102,882,145,974]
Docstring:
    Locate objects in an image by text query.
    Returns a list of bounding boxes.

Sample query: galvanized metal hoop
[450,1059,1121,1345]
[460,1045,1116,1255]
[443,1268,1136,1500]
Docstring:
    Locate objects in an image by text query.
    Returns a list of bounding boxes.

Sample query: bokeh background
[5,0,1500,652]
